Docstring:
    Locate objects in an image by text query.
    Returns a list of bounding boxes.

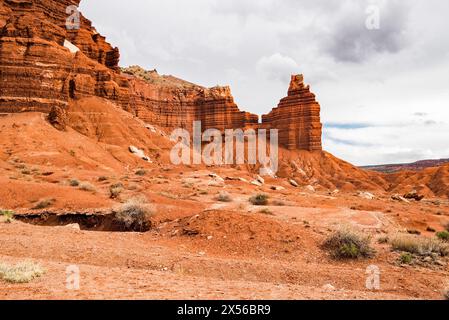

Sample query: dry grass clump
[0,261,45,283]
[109,183,124,199]
[79,182,96,192]
[216,191,232,202]
[32,198,55,210]
[69,179,80,187]
[113,197,154,232]
[249,194,269,206]
[323,228,374,259]
[135,169,147,176]
[0,210,15,223]
[390,234,449,257]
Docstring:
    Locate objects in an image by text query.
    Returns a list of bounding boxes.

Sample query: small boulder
[403,190,424,201]
[358,191,375,200]
[251,180,263,187]
[289,179,299,187]
[304,185,315,192]
[391,194,410,203]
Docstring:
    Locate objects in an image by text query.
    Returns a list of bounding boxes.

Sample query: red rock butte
[0,0,322,151]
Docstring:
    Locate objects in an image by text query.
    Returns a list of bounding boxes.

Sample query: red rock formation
[262,75,323,151]
[0,0,121,113]
[0,0,321,151]
[123,66,258,132]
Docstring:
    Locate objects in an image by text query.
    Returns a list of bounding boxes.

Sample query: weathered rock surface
[262,75,323,151]
[0,1,322,152]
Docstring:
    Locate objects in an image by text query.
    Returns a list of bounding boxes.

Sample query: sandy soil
[1,111,448,300]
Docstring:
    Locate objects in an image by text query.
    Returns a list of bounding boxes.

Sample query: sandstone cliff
[0,0,320,151]
[262,75,323,151]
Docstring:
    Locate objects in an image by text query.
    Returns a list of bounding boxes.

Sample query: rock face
[0,0,322,151]
[0,0,122,114]
[262,75,323,151]
[122,66,259,133]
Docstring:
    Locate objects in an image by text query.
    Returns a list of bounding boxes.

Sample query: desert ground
[1,110,448,300]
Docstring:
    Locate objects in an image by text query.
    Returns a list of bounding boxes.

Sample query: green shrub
[400,252,413,264]
[249,194,269,206]
[323,228,374,259]
[0,261,45,283]
[0,210,15,223]
[114,197,154,232]
[436,231,449,242]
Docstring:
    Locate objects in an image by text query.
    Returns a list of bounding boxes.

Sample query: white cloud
[79,0,449,165]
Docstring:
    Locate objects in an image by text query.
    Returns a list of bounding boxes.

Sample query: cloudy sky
[80,0,449,166]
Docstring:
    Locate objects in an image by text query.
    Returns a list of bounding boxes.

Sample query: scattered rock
[129,146,152,163]
[251,180,263,187]
[322,284,336,292]
[289,179,299,187]
[391,194,410,203]
[271,186,285,191]
[48,106,68,131]
[403,190,424,201]
[304,185,315,193]
[65,223,80,231]
[255,175,265,185]
[358,191,375,200]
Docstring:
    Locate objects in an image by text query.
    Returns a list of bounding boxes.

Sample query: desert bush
[272,200,285,206]
[249,194,269,206]
[377,235,389,244]
[323,228,374,259]
[399,252,413,264]
[79,182,96,192]
[114,197,154,232]
[216,191,232,202]
[0,210,15,223]
[0,261,45,283]
[135,169,147,176]
[69,179,80,187]
[98,176,109,182]
[32,198,55,210]
[259,208,273,215]
[109,185,124,199]
[390,234,449,257]
[436,231,449,242]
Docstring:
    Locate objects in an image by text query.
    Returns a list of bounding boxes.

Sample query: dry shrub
[323,228,374,259]
[390,234,449,257]
[0,261,45,283]
[114,197,154,232]
[109,183,124,199]
[249,194,269,206]
[216,191,232,202]
[32,198,55,210]
[79,182,96,192]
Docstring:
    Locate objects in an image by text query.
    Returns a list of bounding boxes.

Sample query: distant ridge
[362,158,449,173]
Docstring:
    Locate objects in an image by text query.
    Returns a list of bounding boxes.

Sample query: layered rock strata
[262,75,323,151]
[0,0,322,151]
